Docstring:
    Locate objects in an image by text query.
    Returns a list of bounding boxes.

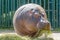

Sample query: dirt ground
[49,33,60,40]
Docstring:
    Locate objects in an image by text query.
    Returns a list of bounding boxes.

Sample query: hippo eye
[31,9,39,13]
[35,10,38,12]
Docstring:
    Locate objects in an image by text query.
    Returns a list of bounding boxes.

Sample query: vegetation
[0,34,24,40]
[0,27,14,30]
[0,34,54,40]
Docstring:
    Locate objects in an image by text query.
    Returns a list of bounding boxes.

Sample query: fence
[0,0,60,29]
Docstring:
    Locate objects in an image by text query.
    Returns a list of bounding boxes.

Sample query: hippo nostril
[40,19,50,26]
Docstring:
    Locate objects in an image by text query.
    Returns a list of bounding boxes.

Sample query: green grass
[0,34,24,40]
[52,28,60,32]
[0,27,14,30]
[0,34,54,40]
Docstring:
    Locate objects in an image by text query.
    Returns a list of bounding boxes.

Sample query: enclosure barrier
[0,0,60,30]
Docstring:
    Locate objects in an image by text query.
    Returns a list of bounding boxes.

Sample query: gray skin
[13,4,51,37]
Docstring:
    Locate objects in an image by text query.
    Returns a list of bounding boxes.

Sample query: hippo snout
[37,19,50,30]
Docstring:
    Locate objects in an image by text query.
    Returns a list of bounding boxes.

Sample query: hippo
[13,4,51,37]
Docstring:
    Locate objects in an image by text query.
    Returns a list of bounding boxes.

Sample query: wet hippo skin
[13,4,51,37]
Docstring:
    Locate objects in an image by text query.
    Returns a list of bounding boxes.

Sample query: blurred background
[0,0,60,31]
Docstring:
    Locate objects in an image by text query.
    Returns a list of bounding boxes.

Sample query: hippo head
[13,4,51,37]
